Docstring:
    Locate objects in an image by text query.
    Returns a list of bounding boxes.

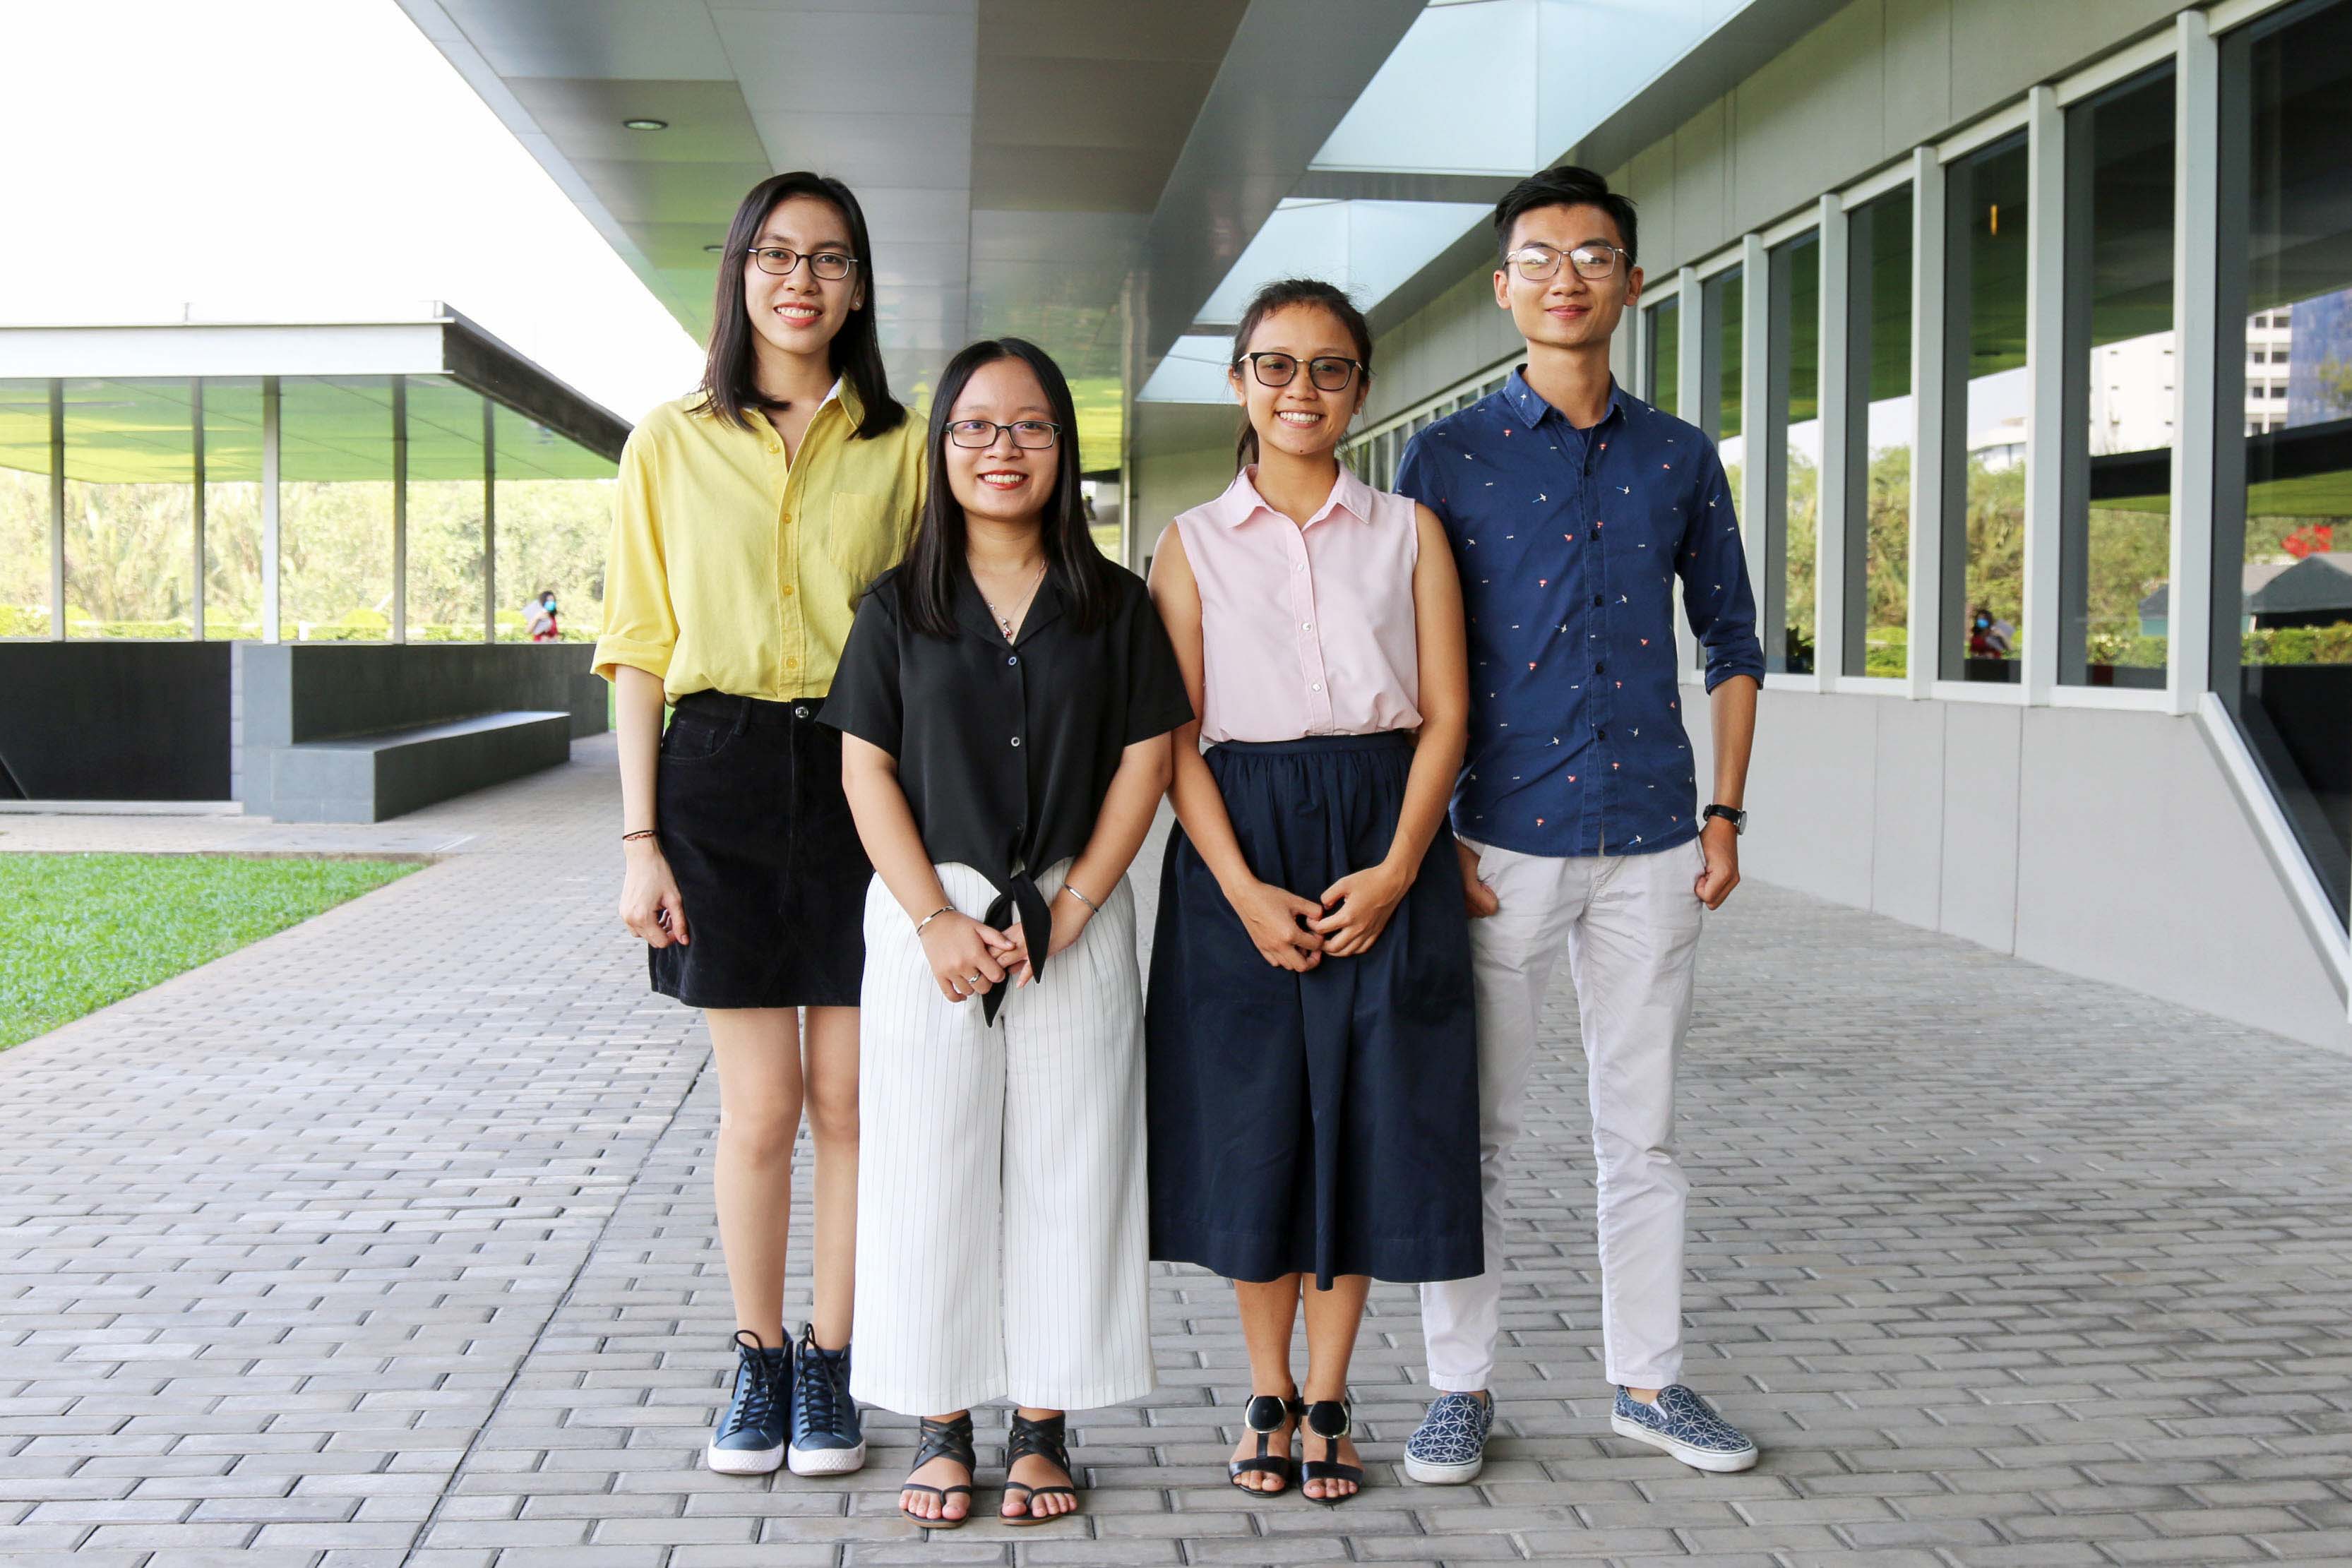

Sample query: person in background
[527,590,560,642]
[825,336,1190,1528]
[595,170,924,1485]
[1394,164,1765,1485]
[1147,278,1480,1507]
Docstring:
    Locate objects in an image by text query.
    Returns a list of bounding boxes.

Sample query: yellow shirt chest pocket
[822,491,907,602]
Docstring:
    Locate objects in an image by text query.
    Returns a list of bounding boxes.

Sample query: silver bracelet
[913,904,954,936]
[1059,883,1100,914]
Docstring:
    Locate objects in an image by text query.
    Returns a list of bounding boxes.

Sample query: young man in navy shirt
[1395,166,1765,1482]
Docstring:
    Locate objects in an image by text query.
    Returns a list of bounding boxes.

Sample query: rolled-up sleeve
[592,426,677,686]
[1678,448,1766,691]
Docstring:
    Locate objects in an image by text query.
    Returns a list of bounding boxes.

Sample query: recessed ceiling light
[622,118,668,131]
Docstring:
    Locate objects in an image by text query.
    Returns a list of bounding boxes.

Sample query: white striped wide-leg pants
[849,860,1156,1417]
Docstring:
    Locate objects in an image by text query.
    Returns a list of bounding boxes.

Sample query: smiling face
[743,193,864,361]
[1229,303,1367,464]
[944,354,1059,528]
[1493,201,1642,354]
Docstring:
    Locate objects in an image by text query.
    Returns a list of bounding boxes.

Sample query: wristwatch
[1702,803,1748,836]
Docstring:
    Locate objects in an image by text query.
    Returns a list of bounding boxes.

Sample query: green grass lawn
[0,854,422,1051]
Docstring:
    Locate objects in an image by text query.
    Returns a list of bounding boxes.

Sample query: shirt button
[1292,562,1305,573]
[1007,655,1019,666]
[782,583,796,597]
[786,655,800,668]
[1310,682,1323,693]
[1302,621,1314,631]
[1594,662,1605,674]
[1592,594,1604,607]
[1596,726,1608,740]
[1010,736,1022,748]
[780,511,792,526]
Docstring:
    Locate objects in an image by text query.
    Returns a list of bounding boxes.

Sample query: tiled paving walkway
[6,735,2352,1568]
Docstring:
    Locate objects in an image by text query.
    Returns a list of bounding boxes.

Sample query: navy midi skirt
[1146,731,1482,1288]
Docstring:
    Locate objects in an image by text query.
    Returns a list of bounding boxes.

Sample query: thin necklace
[983,560,1048,641]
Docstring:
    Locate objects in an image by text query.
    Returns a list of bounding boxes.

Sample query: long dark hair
[1229,277,1374,470]
[693,172,906,439]
[898,337,1118,640]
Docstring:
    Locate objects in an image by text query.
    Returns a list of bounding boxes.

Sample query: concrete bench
[265,710,571,823]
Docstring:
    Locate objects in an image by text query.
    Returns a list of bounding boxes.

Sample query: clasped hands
[1228,861,1409,973]
[917,887,1094,1003]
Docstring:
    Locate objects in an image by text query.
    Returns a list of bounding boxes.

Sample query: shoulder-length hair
[897,337,1118,640]
[692,171,907,440]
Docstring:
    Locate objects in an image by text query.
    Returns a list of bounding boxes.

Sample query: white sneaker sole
[788,1440,867,1477]
[1402,1451,1485,1485]
[1608,1413,1757,1473]
[705,1441,784,1476]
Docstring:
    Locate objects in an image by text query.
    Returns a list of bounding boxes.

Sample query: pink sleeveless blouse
[1171,464,1422,744]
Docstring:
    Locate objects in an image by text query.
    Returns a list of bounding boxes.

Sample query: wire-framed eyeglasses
[1505,243,1630,282]
[744,246,858,280]
[1235,352,1363,393]
[945,419,1061,450]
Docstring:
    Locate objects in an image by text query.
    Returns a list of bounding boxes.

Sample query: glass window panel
[1846,188,1914,678]
[1702,268,1744,461]
[0,379,52,638]
[2214,0,2352,918]
[2062,64,2175,690]
[1943,133,2030,683]
[1646,295,1681,414]
[201,378,265,640]
[405,377,486,641]
[279,376,394,642]
[492,401,618,643]
[1767,232,1821,674]
[63,378,195,638]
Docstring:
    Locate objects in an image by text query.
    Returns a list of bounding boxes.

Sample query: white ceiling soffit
[396,0,1250,412]
[1140,196,1488,402]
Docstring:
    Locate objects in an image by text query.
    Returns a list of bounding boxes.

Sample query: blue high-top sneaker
[706,1331,790,1476]
[787,1323,866,1476]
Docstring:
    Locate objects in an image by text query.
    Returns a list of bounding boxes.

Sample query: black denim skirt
[650,691,871,1010]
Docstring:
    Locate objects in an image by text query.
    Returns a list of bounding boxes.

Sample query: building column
[1815,193,1851,690]
[190,378,207,642]
[262,376,282,645]
[391,377,407,644]
[47,379,64,641]
[2168,9,2218,718]
[1907,146,1947,701]
[2022,84,2065,704]
[1741,233,1772,647]
[481,394,496,642]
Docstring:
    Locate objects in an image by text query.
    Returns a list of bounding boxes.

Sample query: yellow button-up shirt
[594,384,926,702]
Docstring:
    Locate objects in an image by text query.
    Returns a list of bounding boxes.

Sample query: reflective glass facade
[1766,232,1821,674]
[1942,133,2031,683]
[2216,0,2352,916]
[1846,188,1914,679]
[0,372,616,644]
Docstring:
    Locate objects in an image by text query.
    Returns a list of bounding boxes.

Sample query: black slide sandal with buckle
[1002,1412,1080,1525]
[1301,1397,1365,1507]
[1227,1393,1303,1494]
[898,1413,976,1529]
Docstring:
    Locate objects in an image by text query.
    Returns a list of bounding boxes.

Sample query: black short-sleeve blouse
[822,560,1192,1013]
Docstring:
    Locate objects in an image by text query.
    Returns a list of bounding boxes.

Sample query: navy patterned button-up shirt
[1396,370,1763,859]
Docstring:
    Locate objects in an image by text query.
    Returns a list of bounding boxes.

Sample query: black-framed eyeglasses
[1236,352,1363,393]
[744,246,858,280]
[1505,243,1630,282]
[945,418,1061,450]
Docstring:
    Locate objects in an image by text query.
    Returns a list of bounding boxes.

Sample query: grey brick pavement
[5,734,2352,1567]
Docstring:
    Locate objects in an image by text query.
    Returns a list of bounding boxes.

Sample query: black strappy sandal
[1301,1396,1365,1507]
[1227,1393,1303,1494]
[898,1413,976,1529]
[1002,1411,1080,1525]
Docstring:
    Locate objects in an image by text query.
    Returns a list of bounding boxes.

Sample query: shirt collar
[1501,366,1629,433]
[1215,462,1376,530]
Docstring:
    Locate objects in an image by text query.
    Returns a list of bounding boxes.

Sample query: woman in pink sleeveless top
[1145,280,1481,1506]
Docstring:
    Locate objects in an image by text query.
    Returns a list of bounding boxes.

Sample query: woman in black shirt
[823,337,1191,1528]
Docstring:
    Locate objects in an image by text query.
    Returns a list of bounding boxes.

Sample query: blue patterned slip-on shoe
[1609,1385,1758,1473]
[708,1331,791,1476]
[787,1324,866,1476]
[1403,1391,1495,1485]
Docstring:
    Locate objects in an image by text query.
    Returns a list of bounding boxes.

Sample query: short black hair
[1493,164,1637,266]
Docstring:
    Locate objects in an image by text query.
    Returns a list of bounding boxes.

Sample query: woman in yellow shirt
[595,171,924,1483]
